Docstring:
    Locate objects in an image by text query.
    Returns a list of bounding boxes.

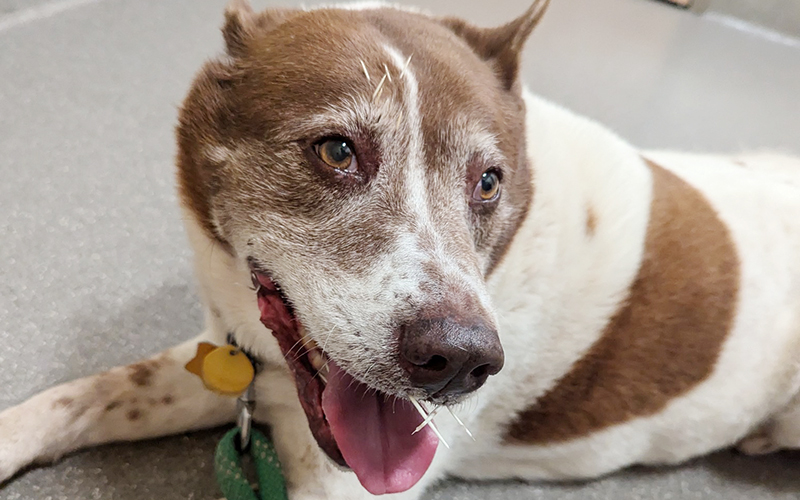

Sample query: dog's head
[177,0,545,493]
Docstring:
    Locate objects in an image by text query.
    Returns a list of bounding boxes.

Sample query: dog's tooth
[308,348,325,370]
[299,326,319,350]
[250,271,261,291]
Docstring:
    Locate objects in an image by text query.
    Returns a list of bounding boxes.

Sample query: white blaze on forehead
[383,44,427,225]
[322,2,425,14]
[382,43,496,317]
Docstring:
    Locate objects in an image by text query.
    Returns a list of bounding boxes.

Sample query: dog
[2,0,800,498]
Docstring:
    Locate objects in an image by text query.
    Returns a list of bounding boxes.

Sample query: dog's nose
[399,318,504,397]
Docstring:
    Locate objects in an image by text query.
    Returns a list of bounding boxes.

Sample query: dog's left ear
[223,0,297,58]
[440,0,550,90]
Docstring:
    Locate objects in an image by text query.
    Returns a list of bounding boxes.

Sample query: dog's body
[2,1,800,498]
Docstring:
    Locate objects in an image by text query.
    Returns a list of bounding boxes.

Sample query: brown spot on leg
[127,409,142,421]
[53,397,74,409]
[161,395,174,405]
[128,362,157,387]
[585,206,597,236]
[53,397,90,421]
[72,405,90,420]
[105,400,123,412]
[505,160,740,445]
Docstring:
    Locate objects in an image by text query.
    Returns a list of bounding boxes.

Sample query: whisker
[383,63,392,83]
[399,54,413,78]
[426,418,449,449]
[447,407,475,440]
[408,396,449,448]
[372,73,388,102]
[320,326,335,353]
[285,337,306,356]
[359,59,371,82]
[412,405,441,435]
[287,346,314,363]
[285,335,320,363]
[408,395,429,421]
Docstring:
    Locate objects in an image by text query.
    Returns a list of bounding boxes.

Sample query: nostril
[399,317,503,396]
[470,364,489,380]
[420,355,448,372]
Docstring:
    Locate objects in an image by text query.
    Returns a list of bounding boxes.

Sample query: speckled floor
[1,0,799,498]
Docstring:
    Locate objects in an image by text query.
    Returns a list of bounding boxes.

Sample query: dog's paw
[737,435,780,455]
[737,425,780,456]
[0,408,30,484]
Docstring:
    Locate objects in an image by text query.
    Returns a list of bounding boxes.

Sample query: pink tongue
[321,362,439,495]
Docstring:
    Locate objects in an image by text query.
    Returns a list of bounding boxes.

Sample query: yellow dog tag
[185,342,255,396]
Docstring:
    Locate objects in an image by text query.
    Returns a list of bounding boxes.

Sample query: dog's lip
[250,266,347,467]
[249,266,284,296]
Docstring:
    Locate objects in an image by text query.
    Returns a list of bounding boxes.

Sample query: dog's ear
[223,0,296,58]
[440,0,549,90]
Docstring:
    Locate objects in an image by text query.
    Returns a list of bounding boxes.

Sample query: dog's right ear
[223,0,295,58]
[440,0,550,90]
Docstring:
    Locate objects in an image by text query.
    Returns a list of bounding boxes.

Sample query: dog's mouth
[251,270,439,495]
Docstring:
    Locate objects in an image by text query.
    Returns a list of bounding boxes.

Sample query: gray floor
[1,0,799,499]
[703,0,800,38]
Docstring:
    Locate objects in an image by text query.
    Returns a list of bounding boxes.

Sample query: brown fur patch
[128,361,158,387]
[53,397,74,409]
[586,206,597,236]
[54,397,90,421]
[161,395,174,405]
[104,400,123,412]
[127,409,142,421]
[505,160,740,445]
[72,405,90,420]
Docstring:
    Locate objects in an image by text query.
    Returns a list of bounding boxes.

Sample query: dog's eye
[473,169,502,202]
[314,138,357,172]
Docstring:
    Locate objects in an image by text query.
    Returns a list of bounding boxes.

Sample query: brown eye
[314,138,357,172]
[473,169,501,202]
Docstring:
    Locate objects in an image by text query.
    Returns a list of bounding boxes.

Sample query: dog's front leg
[0,332,237,484]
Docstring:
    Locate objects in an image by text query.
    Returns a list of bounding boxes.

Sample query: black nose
[399,318,504,397]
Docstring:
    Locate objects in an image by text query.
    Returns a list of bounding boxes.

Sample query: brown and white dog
[2,0,800,498]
